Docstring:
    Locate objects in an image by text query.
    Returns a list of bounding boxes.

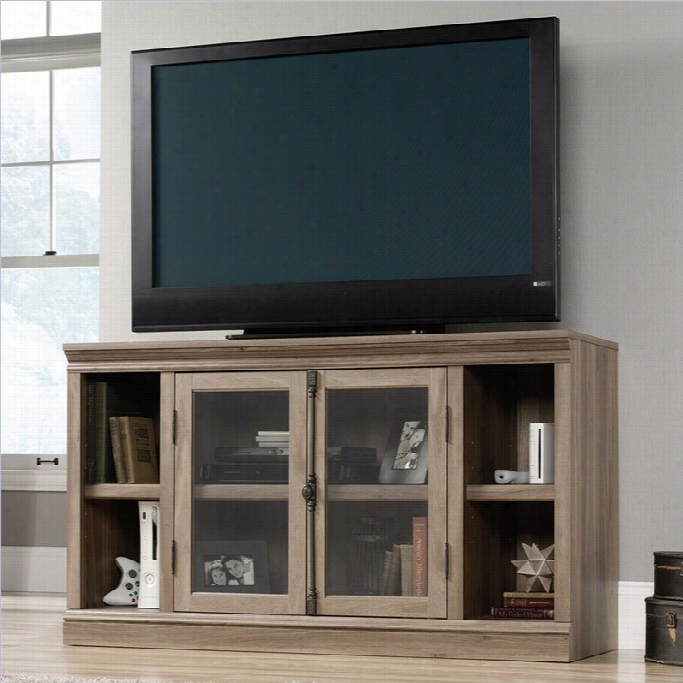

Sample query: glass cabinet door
[174,372,307,614]
[315,368,447,618]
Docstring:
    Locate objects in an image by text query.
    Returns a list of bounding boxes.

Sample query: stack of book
[109,416,159,484]
[491,592,555,619]
[255,431,289,449]
[379,517,428,597]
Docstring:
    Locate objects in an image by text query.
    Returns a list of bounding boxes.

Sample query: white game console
[529,422,555,484]
[138,501,160,609]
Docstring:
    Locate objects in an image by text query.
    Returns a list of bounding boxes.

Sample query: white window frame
[1,29,101,491]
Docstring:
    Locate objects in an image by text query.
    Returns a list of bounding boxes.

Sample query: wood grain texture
[63,330,618,662]
[6,594,679,682]
[64,330,616,374]
[466,484,555,501]
[567,340,619,659]
[159,372,175,613]
[66,372,84,610]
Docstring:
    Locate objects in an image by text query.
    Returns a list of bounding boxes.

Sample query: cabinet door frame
[173,371,307,614]
[315,367,448,618]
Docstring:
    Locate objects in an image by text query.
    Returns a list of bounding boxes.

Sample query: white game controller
[494,469,530,484]
[103,556,141,606]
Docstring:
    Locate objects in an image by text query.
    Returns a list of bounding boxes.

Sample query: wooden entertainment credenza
[63,330,618,662]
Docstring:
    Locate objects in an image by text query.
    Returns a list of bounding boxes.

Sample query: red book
[412,517,428,597]
[503,592,555,608]
[491,606,554,619]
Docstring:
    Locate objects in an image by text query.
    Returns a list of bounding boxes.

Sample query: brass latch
[666,611,678,645]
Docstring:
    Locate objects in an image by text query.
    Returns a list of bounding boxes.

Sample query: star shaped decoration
[511,543,555,593]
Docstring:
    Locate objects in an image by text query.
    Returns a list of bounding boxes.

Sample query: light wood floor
[1,594,680,683]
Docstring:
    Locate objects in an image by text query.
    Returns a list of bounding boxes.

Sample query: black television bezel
[131,17,559,335]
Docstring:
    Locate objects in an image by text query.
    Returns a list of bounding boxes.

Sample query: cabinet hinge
[171,540,177,576]
[445,543,450,581]
[445,405,450,442]
[172,410,178,445]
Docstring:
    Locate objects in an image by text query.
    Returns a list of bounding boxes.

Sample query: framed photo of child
[379,415,428,484]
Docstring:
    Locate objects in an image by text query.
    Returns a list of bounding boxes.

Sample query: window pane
[1,166,51,256]
[55,162,100,254]
[53,67,101,161]
[1,71,50,164]
[0,1,47,40]
[1,267,99,454]
[49,1,101,36]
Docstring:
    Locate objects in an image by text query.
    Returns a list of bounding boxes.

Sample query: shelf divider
[466,484,555,502]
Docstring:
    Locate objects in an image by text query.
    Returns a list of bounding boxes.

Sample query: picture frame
[193,540,270,594]
[378,415,429,484]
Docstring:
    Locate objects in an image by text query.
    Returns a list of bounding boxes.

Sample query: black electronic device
[199,463,288,484]
[327,446,378,463]
[131,17,559,336]
[214,446,288,464]
[327,462,380,485]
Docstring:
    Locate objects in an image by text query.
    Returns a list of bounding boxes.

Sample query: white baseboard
[1,546,66,593]
[619,580,653,650]
[0,552,653,651]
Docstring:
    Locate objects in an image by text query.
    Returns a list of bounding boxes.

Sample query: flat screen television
[131,17,559,336]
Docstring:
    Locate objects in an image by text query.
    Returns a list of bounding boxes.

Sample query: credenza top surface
[64,329,617,372]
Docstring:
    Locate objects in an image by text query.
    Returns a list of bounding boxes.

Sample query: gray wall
[94,1,681,582]
[2,492,66,546]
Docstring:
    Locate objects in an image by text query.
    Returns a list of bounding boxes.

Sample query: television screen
[132,18,559,335]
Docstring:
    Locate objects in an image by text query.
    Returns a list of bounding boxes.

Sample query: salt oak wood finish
[6,595,680,683]
[63,330,618,662]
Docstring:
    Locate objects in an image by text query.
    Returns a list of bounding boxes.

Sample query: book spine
[412,517,428,597]
[85,382,96,484]
[386,544,402,596]
[503,596,555,608]
[491,607,554,619]
[94,382,117,483]
[118,416,134,483]
[121,416,159,484]
[109,417,127,483]
[379,550,393,596]
[400,544,414,596]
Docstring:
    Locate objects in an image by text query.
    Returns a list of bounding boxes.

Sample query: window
[1,1,101,468]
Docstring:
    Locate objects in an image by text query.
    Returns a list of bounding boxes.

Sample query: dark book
[327,446,377,463]
[93,381,121,483]
[379,550,394,596]
[400,544,414,597]
[386,544,402,596]
[85,382,96,483]
[503,592,555,608]
[491,606,554,619]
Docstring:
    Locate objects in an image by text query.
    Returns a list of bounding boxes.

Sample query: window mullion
[46,1,52,37]
[48,69,56,255]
